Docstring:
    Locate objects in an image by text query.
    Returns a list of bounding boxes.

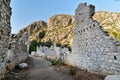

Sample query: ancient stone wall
[0,0,29,79]
[31,45,70,60]
[65,3,120,75]
[0,0,11,79]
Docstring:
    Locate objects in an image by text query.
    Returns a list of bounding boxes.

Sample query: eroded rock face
[65,3,120,75]
[0,0,29,79]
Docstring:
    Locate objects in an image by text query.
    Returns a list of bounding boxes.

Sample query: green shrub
[44,41,53,47]
[31,40,38,47]
[69,67,77,75]
[38,31,45,39]
[29,40,38,54]
[51,59,65,66]
[29,45,36,54]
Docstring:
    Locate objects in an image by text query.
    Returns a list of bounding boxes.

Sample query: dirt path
[26,56,73,80]
[3,55,73,80]
[2,55,105,80]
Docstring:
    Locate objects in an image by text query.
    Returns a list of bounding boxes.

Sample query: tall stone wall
[0,0,11,79]
[0,0,29,79]
[65,3,120,75]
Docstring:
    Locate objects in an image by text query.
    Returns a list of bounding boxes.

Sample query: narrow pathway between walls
[2,55,105,80]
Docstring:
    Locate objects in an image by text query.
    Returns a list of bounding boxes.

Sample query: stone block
[104,75,120,80]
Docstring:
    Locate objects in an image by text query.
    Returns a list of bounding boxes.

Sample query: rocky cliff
[20,14,75,47]
[93,11,120,40]
[20,11,120,47]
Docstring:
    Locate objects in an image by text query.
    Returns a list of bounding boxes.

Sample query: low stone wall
[0,32,29,79]
[32,45,70,60]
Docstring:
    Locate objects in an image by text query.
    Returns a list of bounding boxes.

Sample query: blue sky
[11,0,120,33]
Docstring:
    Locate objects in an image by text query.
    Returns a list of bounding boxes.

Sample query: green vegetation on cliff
[20,12,120,48]
[93,11,120,40]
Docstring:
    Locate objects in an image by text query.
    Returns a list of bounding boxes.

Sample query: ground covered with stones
[2,56,105,80]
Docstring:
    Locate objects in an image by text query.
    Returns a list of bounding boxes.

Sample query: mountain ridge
[19,11,120,47]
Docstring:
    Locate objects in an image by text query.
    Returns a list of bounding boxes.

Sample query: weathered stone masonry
[65,3,120,75]
[0,0,11,79]
[0,0,29,79]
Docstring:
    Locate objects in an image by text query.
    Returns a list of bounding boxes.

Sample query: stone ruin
[65,3,120,75]
[0,0,29,79]
[1,0,120,78]
[31,45,70,60]
[31,37,70,60]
